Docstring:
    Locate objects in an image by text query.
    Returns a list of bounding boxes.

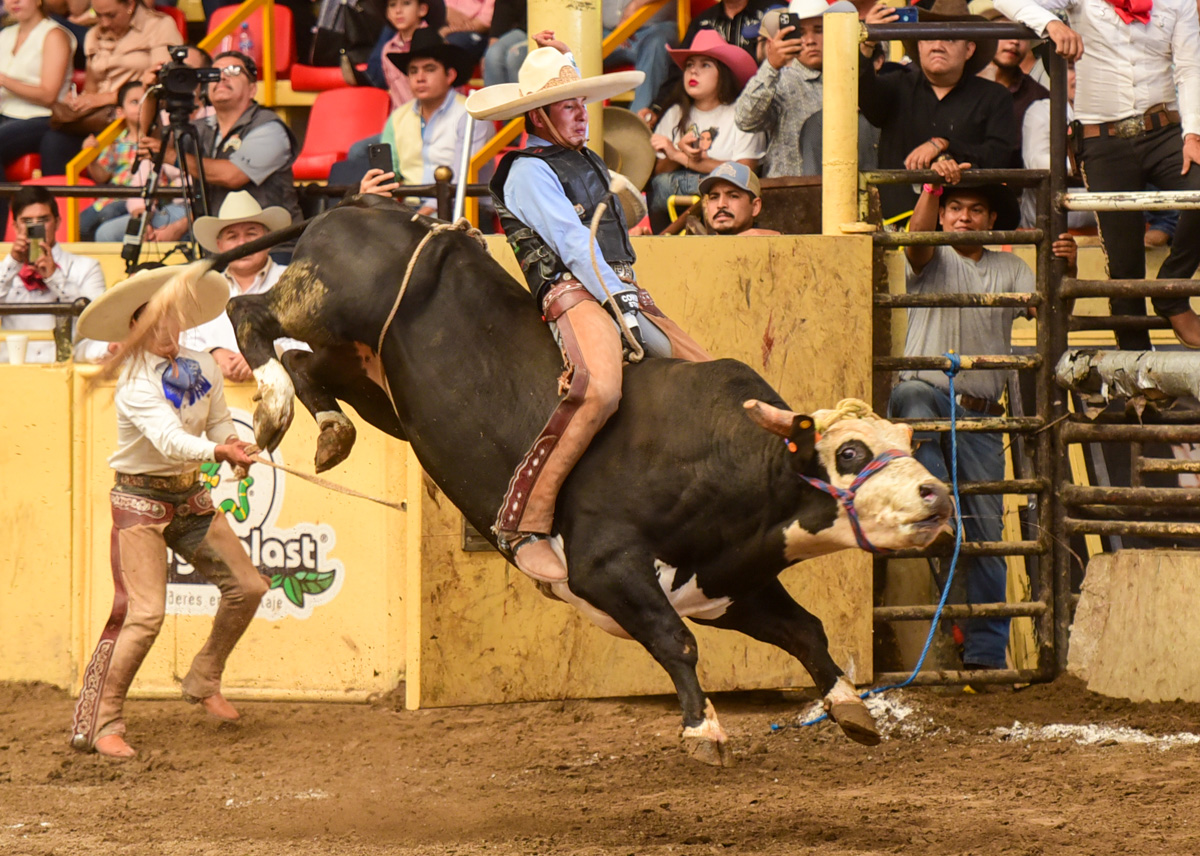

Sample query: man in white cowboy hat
[465,41,711,584]
[71,266,266,759]
[859,0,1019,221]
[734,0,828,178]
[182,191,304,382]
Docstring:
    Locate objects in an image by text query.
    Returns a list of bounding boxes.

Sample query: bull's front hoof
[827,701,882,746]
[681,734,734,767]
[252,359,296,451]
[315,412,356,472]
[253,403,294,452]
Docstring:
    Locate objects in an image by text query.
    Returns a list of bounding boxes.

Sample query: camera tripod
[121,91,212,273]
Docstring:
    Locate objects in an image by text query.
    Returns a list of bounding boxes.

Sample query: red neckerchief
[18,263,47,292]
[1102,0,1152,24]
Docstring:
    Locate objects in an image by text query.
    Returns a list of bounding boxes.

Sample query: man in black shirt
[639,0,775,128]
[859,0,1018,222]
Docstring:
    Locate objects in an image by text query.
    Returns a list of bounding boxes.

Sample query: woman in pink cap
[647,30,766,232]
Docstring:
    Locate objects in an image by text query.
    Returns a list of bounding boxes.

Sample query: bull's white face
[745,400,953,561]
[802,412,952,556]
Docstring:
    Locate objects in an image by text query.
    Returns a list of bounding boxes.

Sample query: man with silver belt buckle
[70,266,265,759]
[467,39,711,584]
[888,160,1077,679]
[995,0,1200,350]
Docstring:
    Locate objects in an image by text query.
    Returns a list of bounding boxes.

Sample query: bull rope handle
[589,184,645,363]
[244,454,407,513]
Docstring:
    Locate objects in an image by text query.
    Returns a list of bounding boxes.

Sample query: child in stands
[366,0,447,111]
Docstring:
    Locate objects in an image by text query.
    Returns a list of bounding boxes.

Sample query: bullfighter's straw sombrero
[77,265,230,342]
[465,47,644,121]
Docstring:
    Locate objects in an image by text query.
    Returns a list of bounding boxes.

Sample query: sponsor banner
[167,408,344,620]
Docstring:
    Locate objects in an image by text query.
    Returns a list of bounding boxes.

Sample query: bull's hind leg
[693,579,880,746]
[227,294,294,451]
[281,346,407,472]
[569,551,732,767]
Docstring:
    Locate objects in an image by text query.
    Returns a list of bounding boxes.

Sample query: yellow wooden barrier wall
[4,235,877,707]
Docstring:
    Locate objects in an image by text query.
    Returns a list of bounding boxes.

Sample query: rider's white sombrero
[465,47,645,121]
[193,190,292,254]
[77,265,230,342]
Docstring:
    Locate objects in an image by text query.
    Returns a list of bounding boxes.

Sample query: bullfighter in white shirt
[995,0,1200,349]
[0,186,106,362]
[71,266,265,760]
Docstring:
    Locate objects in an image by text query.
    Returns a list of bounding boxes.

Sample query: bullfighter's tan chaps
[497,283,711,583]
[72,480,268,749]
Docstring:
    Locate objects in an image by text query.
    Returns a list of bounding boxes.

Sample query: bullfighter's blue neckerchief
[161,357,211,408]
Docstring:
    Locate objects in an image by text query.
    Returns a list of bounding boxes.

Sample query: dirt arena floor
[3,676,1200,856]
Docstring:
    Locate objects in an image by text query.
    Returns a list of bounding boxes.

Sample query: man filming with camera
[138,51,301,251]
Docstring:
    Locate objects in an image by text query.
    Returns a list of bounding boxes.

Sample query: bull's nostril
[920,482,950,505]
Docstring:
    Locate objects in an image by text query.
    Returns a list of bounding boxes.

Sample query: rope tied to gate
[776,352,966,731]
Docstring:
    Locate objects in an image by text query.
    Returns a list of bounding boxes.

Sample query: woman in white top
[647,30,765,232]
[0,0,74,170]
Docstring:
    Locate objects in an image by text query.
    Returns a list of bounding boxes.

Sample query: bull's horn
[743,399,799,438]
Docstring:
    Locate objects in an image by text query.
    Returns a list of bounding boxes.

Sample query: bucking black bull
[171,198,953,764]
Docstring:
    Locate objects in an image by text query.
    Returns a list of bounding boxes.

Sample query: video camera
[156,45,221,122]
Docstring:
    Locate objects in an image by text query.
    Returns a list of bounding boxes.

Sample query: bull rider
[466,38,712,584]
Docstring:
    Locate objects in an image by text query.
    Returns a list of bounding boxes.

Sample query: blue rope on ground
[772,351,966,733]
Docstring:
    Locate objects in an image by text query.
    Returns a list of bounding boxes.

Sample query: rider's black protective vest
[490,143,635,306]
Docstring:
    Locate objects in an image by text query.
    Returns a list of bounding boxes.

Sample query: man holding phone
[733,0,827,177]
[0,186,107,363]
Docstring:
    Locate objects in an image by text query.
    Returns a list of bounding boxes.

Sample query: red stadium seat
[290,63,350,92]
[292,87,391,180]
[5,154,41,182]
[5,176,96,242]
[207,4,295,79]
[155,5,188,41]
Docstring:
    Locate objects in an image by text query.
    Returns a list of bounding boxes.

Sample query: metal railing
[839,18,1068,683]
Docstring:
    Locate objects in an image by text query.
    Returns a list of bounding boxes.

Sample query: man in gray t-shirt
[888,162,1076,677]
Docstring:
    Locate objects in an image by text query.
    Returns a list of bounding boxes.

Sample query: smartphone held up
[27,222,46,263]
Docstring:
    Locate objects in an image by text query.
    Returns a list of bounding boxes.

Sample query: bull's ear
[785,414,818,472]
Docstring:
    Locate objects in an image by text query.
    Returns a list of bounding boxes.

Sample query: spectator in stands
[80,80,143,239]
[698,161,779,235]
[1019,59,1094,231]
[0,0,75,174]
[0,185,106,363]
[442,0,494,67]
[995,0,1200,349]
[648,30,764,231]
[639,0,775,129]
[482,0,526,86]
[859,0,1017,222]
[40,0,182,174]
[603,0,678,115]
[183,191,305,381]
[139,51,301,249]
[977,8,1047,145]
[337,30,492,216]
[889,159,1076,683]
[367,0,447,112]
[734,0,827,178]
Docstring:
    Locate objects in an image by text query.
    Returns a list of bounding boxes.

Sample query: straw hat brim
[77,265,231,342]
[601,106,656,191]
[465,69,646,121]
[193,205,292,254]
